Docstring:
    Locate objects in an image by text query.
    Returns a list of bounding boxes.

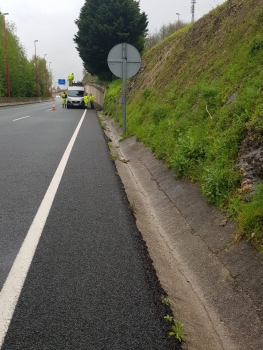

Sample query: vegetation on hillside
[146,20,189,50]
[74,0,148,80]
[0,12,52,98]
[103,0,263,252]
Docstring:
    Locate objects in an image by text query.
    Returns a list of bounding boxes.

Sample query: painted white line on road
[0,110,87,348]
[12,116,31,121]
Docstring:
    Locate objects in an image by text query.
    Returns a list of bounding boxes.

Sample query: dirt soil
[100,114,263,350]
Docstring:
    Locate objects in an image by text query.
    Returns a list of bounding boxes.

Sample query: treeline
[146,21,189,50]
[0,13,52,98]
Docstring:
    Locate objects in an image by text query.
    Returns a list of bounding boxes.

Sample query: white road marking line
[0,110,87,348]
[12,116,31,121]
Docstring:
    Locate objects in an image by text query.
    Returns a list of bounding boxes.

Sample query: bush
[201,162,240,206]
[237,184,263,251]
[151,105,171,125]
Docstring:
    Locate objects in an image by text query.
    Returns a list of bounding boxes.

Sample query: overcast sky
[1,0,226,86]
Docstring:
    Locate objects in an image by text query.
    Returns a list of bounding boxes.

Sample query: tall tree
[0,12,39,97]
[74,0,148,80]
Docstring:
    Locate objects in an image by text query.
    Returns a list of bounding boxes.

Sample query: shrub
[201,162,240,205]
[236,184,263,251]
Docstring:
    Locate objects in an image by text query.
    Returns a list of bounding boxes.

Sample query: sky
[0,0,226,86]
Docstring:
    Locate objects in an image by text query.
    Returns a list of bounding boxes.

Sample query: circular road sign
[107,43,141,79]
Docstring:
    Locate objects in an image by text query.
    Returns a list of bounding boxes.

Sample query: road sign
[107,43,141,134]
[107,43,141,79]
[58,79,66,85]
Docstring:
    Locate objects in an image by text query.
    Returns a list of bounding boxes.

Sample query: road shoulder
[100,114,263,350]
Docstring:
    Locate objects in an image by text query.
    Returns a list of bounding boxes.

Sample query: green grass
[236,184,263,252]
[103,0,263,252]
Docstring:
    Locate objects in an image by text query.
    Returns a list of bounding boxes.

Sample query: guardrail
[0,97,53,107]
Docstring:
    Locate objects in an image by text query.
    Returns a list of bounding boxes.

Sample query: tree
[0,12,40,97]
[74,0,148,80]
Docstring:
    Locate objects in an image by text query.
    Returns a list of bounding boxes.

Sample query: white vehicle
[66,83,85,108]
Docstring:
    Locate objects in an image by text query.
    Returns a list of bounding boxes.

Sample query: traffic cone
[52,100,56,111]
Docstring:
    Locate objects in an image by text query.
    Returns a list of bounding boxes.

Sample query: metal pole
[49,62,52,97]
[34,40,39,97]
[50,69,53,98]
[191,0,196,23]
[122,43,127,135]
[176,13,180,30]
[3,13,10,98]
[44,54,48,97]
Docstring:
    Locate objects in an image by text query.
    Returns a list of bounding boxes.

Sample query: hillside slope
[104,0,263,251]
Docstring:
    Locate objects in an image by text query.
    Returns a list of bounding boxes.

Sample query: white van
[66,83,85,108]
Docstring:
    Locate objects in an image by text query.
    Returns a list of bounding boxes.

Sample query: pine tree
[74,0,148,80]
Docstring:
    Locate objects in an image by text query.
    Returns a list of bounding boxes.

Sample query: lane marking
[12,116,31,122]
[0,109,87,347]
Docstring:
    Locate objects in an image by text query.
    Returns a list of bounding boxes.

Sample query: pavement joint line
[0,110,87,348]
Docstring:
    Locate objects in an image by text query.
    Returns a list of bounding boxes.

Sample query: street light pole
[34,40,39,97]
[49,62,52,97]
[44,54,48,97]
[3,13,10,98]
[176,13,180,30]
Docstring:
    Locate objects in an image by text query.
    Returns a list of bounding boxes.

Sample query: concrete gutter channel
[100,114,263,350]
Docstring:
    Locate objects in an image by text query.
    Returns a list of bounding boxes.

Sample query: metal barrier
[0,97,53,107]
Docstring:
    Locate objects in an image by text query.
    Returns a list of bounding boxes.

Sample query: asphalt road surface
[0,101,181,349]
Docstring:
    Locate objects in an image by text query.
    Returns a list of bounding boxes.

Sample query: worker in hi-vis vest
[83,93,89,109]
[89,93,95,109]
[68,73,74,86]
[61,91,67,108]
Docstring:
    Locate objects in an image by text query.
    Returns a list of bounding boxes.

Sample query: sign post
[107,43,141,134]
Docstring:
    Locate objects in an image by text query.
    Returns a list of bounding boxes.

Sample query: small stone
[219,219,228,227]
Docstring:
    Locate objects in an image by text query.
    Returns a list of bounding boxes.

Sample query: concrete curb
[100,114,263,350]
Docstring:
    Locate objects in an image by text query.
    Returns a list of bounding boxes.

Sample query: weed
[249,34,263,55]
[164,315,184,342]
[110,153,119,161]
[201,162,240,205]
[142,88,153,99]
[169,322,184,342]
[164,315,173,322]
[236,184,263,251]
[129,201,136,214]
[161,295,170,305]
[151,105,171,125]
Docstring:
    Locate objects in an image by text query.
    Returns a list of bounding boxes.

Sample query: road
[0,101,180,349]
